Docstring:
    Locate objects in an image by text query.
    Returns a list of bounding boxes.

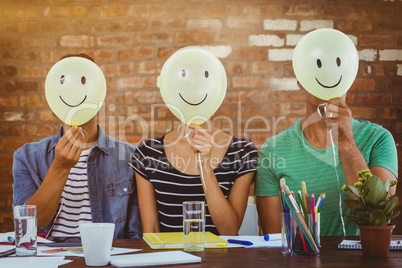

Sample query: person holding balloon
[12,54,142,240]
[129,47,258,235]
[255,29,398,236]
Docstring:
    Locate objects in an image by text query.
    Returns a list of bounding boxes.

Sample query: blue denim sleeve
[125,189,143,238]
[12,147,54,235]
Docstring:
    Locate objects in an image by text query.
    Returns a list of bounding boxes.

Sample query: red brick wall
[0,1,401,233]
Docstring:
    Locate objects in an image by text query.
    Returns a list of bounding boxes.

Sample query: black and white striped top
[51,148,93,237]
[130,136,258,235]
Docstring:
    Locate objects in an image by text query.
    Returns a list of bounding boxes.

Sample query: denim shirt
[12,125,142,239]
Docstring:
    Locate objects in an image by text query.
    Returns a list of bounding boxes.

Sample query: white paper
[0,256,72,268]
[110,250,201,267]
[37,246,141,257]
[0,231,54,244]
[219,234,282,248]
[0,245,15,252]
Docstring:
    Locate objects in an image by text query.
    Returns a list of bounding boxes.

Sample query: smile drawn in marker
[59,95,87,107]
[179,93,208,106]
[315,75,342,89]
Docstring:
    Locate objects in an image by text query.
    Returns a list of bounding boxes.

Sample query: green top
[255,118,398,236]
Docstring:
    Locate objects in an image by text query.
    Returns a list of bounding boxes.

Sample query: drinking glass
[14,205,37,256]
[183,201,205,252]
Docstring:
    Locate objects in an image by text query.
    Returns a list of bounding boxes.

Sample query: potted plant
[342,170,399,257]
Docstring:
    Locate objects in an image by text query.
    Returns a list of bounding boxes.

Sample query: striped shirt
[51,148,93,237]
[130,136,258,235]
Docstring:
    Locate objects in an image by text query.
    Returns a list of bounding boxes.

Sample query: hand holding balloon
[53,126,85,170]
[293,28,359,101]
[324,98,354,147]
[188,124,213,161]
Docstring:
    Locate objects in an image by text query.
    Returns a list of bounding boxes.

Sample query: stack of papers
[110,251,201,267]
[0,256,72,268]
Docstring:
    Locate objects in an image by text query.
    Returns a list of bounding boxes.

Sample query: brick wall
[0,0,401,233]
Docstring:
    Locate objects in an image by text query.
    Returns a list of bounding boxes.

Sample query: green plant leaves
[343,171,399,226]
[369,210,387,226]
[384,195,398,215]
[362,175,387,208]
[384,179,390,193]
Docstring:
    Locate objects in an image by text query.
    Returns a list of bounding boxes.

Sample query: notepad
[338,239,402,250]
[142,232,227,249]
[109,251,201,267]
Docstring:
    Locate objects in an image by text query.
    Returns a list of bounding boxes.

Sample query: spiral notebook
[143,232,227,249]
[338,240,402,250]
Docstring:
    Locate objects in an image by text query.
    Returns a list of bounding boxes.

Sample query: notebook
[109,251,201,267]
[338,239,402,250]
[143,232,227,249]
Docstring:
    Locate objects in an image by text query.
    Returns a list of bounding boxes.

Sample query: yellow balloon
[45,57,106,126]
[159,47,227,125]
[292,28,359,101]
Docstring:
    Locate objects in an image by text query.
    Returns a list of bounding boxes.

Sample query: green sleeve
[368,128,398,179]
[254,144,280,196]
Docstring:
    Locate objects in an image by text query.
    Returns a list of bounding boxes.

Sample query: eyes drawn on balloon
[315,57,342,89]
[178,69,209,106]
[58,74,88,107]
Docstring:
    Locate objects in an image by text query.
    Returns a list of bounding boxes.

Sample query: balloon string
[80,129,87,142]
[317,104,346,236]
[329,128,346,236]
[177,123,191,139]
[198,152,207,196]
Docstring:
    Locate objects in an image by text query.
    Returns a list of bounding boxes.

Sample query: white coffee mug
[79,223,115,266]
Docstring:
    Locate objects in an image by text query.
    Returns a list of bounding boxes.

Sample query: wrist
[338,139,358,153]
[50,160,73,172]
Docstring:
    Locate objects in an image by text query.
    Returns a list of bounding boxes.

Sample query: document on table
[219,234,282,248]
[37,245,141,257]
[0,231,54,244]
[110,250,201,267]
[0,256,72,268]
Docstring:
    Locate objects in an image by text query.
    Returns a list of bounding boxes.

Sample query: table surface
[59,236,402,267]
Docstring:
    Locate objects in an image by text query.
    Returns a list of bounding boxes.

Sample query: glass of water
[14,205,37,256]
[183,201,205,252]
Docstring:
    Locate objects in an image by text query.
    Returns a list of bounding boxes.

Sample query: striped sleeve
[236,139,258,178]
[130,142,149,180]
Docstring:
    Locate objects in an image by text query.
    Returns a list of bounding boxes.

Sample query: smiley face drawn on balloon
[159,47,227,125]
[45,57,106,126]
[293,28,359,101]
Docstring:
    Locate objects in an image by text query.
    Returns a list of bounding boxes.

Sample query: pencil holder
[281,212,320,255]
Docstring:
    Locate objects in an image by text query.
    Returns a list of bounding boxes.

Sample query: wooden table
[63,236,402,267]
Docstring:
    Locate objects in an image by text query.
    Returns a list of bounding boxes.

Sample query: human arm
[203,167,254,235]
[135,172,160,233]
[325,98,397,194]
[24,126,84,227]
[325,98,369,188]
[188,125,255,235]
[257,196,281,234]
[254,145,282,235]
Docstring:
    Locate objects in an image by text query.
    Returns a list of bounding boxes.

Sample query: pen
[318,193,326,212]
[45,242,82,247]
[7,236,15,243]
[227,239,253,246]
[263,234,281,241]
